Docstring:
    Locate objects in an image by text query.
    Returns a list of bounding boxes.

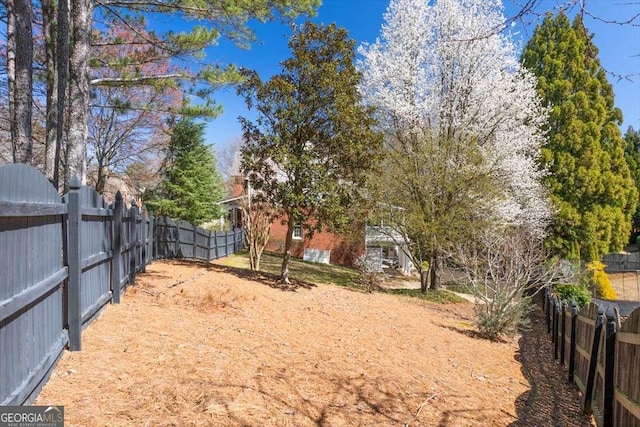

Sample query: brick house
[224,175,413,273]
[265,219,365,267]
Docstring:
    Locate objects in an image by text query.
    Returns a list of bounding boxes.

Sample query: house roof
[365,225,408,245]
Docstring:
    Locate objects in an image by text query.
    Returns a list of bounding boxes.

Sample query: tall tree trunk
[429,253,442,290]
[280,214,295,284]
[95,163,109,194]
[66,0,92,185]
[43,0,58,181]
[7,0,15,151]
[54,0,70,188]
[420,268,428,292]
[12,0,33,163]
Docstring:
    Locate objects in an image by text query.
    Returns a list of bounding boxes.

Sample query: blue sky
[202,0,640,151]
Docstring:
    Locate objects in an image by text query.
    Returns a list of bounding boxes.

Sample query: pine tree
[624,127,640,234]
[522,12,637,260]
[147,119,225,225]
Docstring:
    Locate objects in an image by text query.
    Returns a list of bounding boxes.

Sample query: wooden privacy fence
[0,164,244,406]
[543,289,640,427]
[154,216,244,262]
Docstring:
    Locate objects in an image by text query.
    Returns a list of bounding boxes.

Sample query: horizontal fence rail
[154,216,244,263]
[544,288,640,427]
[0,164,244,405]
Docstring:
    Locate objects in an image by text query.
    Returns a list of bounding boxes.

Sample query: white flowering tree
[358,0,551,290]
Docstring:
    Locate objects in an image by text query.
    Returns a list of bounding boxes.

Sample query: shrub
[474,296,532,341]
[454,229,560,341]
[554,283,591,307]
[354,255,386,292]
[586,261,617,300]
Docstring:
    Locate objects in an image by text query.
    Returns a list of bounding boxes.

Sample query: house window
[293,223,303,240]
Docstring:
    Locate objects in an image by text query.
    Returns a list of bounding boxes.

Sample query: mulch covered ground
[35,260,594,426]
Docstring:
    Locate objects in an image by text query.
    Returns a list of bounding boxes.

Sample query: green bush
[554,283,591,307]
[474,295,532,341]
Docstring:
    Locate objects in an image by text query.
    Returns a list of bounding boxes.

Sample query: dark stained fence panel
[1,166,245,406]
[225,230,234,257]
[614,308,640,427]
[574,303,601,397]
[114,209,130,293]
[195,227,209,260]
[563,303,573,366]
[78,186,113,326]
[0,164,67,405]
[592,318,607,427]
[146,216,154,265]
[177,220,194,258]
[213,231,228,258]
[153,217,244,262]
[155,216,178,258]
[118,211,132,294]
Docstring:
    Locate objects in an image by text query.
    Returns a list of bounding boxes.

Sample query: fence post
[193,226,197,260]
[148,215,154,263]
[233,228,237,253]
[213,230,220,259]
[603,307,617,427]
[206,230,213,262]
[553,298,560,359]
[153,216,159,259]
[546,289,552,334]
[175,220,179,258]
[568,300,578,382]
[111,191,123,304]
[129,200,138,285]
[560,301,567,365]
[67,177,82,351]
[140,209,147,273]
[583,307,605,414]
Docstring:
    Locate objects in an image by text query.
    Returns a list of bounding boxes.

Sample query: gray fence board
[1,164,244,405]
[602,252,640,273]
[177,220,194,258]
[78,185,113,327]
[154,221,244,263]
[0,164,67,405]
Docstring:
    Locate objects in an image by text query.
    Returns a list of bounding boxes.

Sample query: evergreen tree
[147,118,225,225]
[624,127,640,233]
[522,12,637,260]
[238,22,383,284]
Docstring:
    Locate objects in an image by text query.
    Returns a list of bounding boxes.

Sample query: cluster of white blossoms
[358,0,552,237]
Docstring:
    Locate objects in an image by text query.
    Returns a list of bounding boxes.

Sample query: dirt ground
[35,260,593,426]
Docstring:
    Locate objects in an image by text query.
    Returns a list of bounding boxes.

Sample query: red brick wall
[266,220,365,267]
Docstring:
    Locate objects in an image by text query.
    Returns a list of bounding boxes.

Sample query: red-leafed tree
[87,25,183,194]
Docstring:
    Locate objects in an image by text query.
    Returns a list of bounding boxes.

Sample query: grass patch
[444,282,474,295]
[219,251,466,304]
[218,251,359,287]
[384,288,467,304]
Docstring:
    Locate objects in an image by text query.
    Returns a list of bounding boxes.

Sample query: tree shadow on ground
[159,258,317,291]
[510,308,594,427]
[433,323,490,341]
